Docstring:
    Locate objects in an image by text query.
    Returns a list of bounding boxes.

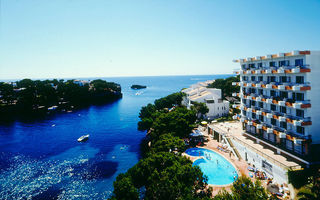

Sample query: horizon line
[0,73,235,81]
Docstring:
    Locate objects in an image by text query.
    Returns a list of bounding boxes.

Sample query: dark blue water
[0,75,231,199]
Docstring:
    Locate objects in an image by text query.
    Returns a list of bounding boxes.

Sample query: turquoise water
[0,75,232,199]
[185,148,238,185]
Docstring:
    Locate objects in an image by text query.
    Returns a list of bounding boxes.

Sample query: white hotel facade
[182,81,229,119]
[232,50,320,157]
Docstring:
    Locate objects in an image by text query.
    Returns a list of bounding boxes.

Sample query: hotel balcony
[278,101,286,106]
[240,80,311,92]
[256,83,262,88]
[277,68,285,74]
[278,85,285,90]
[293,101,311,109]
[241,92,311,109]
[279,116,286,122]
[266,84,273,89]
[240,104,312,127]
[266,98,273,104]
[241,65,311,75]
[293,120,302,126]
[267,128,273,134]
[255,96,262,101]
[279,132,286,139]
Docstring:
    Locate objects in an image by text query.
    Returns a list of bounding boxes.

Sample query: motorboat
[77,134,89,142]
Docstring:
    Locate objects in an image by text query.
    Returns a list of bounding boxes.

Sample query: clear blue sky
[1,0,320,79]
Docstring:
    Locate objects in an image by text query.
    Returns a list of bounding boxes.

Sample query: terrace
[208,121,308,171]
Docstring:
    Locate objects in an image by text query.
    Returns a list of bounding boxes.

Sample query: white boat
[77,134,89,142]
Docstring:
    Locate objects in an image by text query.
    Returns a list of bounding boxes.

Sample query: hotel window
[269,133,275,143]
[296,109,304,118]
[280,106,287,114]
[279,60,289,67]
[280,121,287,129]
[270,76,276,82]
[271,104,277,111]
[296,76,304,84]
[252,113,256,119]
[243,76,248,81]
[248,100,252,107]
[280,91,288,99]
[259,102,263,108]
[295,93,304,101]
[270,61,276,67]
[249,63,255,68]
[270,90,276,97]
[286,140,293,150]
[258,76,263,82]
[258,89,263,95]
[280,76,290,83]
[259,115,264,122]
[258,63,263,68]
[271,118,277,126]
[241,64,246,69]
[252,100,256,107]
[295,59,303,66]
[251,88,256,93]
[297,126,305,135]
[251,76,256,81]
[242,99,247,104]
[263,131,268,140]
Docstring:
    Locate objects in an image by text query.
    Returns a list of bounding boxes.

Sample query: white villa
[182,81,229,119]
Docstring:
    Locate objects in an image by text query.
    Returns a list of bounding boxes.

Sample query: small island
[0,79,122,121]
[131,84,147,89]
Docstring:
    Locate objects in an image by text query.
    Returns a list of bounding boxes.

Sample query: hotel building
[232,50,320,157]
[182,81,229,119]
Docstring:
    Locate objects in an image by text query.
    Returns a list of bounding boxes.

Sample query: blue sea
[0,75,231,199]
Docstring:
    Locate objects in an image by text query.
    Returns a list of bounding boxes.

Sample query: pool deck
[183,128,252,196]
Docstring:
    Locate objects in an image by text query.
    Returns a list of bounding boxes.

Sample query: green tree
[111,174,139,200]
[213,176,268,200]
[0,82,14,104]
[151,107,196,139]
[191,101,209,118]
[207,76,240,98]
[111,152,212,200]
[154,92,183,110]
[149,133,186,155]
[297,179,320,200]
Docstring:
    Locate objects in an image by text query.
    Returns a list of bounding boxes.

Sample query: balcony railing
[240,64,310,71]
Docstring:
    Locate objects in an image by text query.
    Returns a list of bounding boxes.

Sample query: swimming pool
[185,148,238,185]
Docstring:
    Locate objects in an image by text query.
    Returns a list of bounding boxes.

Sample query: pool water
[185,148,238,185]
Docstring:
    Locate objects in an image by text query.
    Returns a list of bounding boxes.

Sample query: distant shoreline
[0,74,234,83]
[0,79,122,122]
